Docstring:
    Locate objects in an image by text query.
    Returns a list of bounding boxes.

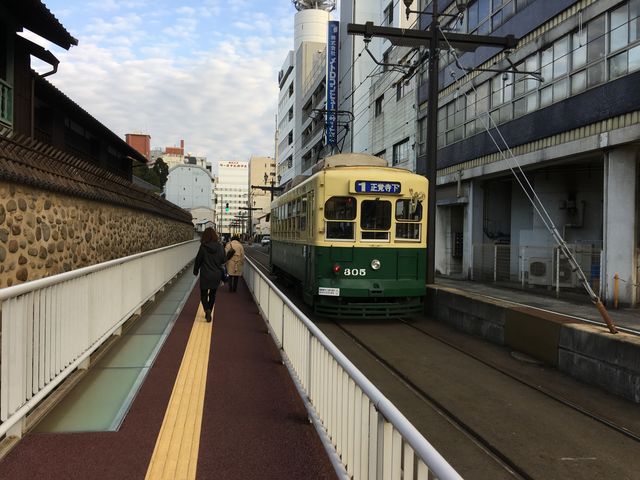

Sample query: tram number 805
[343,268,366,276]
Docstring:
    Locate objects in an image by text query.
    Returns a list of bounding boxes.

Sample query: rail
[0,239,199,439]
[243,258,462,480]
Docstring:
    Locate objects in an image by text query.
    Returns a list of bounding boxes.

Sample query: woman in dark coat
[193,227,226,322]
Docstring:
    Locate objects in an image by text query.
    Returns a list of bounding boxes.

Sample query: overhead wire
[287,0,415,158]
[437,25,618,333]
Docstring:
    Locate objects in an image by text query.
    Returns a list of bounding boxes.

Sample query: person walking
[193,227,226,322]
[225,235,245,293]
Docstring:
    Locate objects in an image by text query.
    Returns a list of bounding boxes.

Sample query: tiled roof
[0,130,192,225]
[5,0,78,50]
[35,75,148,165]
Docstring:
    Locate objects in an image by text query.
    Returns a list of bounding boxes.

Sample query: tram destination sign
[352,180,401,194]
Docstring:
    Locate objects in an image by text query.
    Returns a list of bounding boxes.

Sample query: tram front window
[361,200,391,240]
[325,196,356,240]
[396,199,422,240]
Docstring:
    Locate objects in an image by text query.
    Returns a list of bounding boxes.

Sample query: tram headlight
[371,259,381,270]
[332,264,341,274]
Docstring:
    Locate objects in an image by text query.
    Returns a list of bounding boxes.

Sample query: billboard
[326,20,339,146]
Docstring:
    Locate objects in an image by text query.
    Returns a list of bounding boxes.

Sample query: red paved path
[0,277,336,479]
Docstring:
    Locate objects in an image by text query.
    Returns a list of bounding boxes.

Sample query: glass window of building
[392,138,410,165]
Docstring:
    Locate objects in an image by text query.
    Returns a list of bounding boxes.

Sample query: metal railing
[0,239,199,439]
[243,258,461,480]
[471,243,602,297]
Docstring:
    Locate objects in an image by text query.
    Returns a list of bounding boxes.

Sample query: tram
[269,153,428,318]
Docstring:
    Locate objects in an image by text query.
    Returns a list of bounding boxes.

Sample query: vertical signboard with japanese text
[326,20,339,146]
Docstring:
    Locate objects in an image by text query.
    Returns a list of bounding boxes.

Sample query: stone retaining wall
[0,181,193,288]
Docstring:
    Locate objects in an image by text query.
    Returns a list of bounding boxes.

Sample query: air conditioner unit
[527,257,552,286]
[554,256,579,288]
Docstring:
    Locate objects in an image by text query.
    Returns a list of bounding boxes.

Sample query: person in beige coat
[225,235,245,292]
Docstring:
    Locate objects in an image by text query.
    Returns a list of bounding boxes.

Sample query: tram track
[329,318,640,479]
[245,246,640,478]
[397,319,640,443]
[331,320,532,480]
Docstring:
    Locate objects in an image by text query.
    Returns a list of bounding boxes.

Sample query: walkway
[435,277,639,331]
[0,270,335,479]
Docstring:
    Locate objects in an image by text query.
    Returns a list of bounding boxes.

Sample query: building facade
[277,51,296,185]
[405,0,639,306]
[366,2,419,170]
[215,160,249,236]
[165,164,213,212]
[276,3,335,184]
[126,133,151,162]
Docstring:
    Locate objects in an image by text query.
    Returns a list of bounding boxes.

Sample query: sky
[26,0,336,165]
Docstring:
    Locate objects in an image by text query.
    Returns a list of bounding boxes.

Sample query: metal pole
[248,193,252,239]
[425,0,439,285]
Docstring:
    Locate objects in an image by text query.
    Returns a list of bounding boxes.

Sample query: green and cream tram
[270,153,428,318]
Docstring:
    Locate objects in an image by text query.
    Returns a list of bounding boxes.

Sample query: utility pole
[251,180,284,202]
[239,206,260,237]
[347,0,517,285]
[251,172,284,202]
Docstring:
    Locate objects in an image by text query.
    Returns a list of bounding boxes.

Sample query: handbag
[226,247,235,261]
[221,265,229,283]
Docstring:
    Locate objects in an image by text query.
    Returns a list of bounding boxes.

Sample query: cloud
[36,0,298,165]
[49,32,290,163]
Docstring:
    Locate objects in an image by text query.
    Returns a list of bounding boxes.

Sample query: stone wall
[0,181,193,288]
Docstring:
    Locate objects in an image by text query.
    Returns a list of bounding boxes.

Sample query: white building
[164,164,213,228]
[215,161,249,236]
[365,2,419,170]
[277,51,295,185]
[276,2,334,184]
[338,0,386,155]
[165,164,212,210]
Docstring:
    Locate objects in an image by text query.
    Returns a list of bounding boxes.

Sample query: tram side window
[360,200,391,240]
[396,199,422,240]
[325,196,356,240]
[299,195,307,232]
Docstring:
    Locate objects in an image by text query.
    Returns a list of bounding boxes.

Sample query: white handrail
[0,239,199,439]
[243,258,462,480]
[0,240,197,301]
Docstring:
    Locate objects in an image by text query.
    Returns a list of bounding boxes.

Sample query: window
[375,95,384,117]
[396,80,409,101]
[299,195,307,231]
[435,0,640,150]
[325,196,356,240]
[417,118,427,156]
[361,200,391,240]
[384,2,393,26]
[396,199,422,241]
[392,138,410,166]
[287,130,293,145]
[611,4,629,52]
[288,107,293,121]
[288,83,293,97]
[382,47,392,72]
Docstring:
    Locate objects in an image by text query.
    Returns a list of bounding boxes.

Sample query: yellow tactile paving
[145,305,213,480]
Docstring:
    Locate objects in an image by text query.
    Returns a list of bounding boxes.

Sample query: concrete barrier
[426,284,640,403]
